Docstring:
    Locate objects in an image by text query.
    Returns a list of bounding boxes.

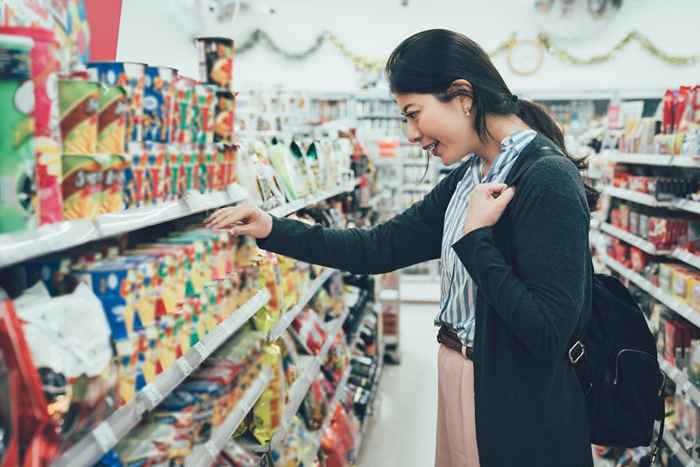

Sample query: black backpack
[570,272,666,465]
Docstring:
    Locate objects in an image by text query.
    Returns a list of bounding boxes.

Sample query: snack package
[196,37,234,91]
[0,34,36,234]
[0,295,54,466]
[300,375,327,431]
[0,27,63,226]
[251,343,285,445]
[96,154,126,214]
[58,79,99,155]
[113,422,174,466]
[61,154,103,220]
[96,84,128,155]
[268,140,302,201]
[291,308,328,355]
[290,140,316,194]
[13,281,119,455]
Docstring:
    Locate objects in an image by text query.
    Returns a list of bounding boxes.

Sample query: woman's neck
[476,114,531,165]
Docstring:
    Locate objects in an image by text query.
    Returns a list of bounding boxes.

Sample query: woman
[208,29,595,467]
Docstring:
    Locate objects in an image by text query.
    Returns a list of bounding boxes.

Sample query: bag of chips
[291,308,327,356]
[251,343,285,445]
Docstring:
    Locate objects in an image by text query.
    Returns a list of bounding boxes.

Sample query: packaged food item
[289,140,314,196]
[114,422,174,466]
[143,66,177,143]
[96,154,126,214]
[87,61,147,143]
[291,308,327,355]
[61,154,103,220]
[96,84,128,154]
[58,79,99,155]
[0,296,52,467]
[252,343,284,444]
[1,27,63,226]
[194,84,216,146]
[300,375,327,431]
[13,281,118,456]
[214,90,235,144]
[196,37,234,91]
[0,34,36,234]
[172,75,197,144]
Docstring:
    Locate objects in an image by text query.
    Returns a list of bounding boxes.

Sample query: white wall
[117,0,700,97]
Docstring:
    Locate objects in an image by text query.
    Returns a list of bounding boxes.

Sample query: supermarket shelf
[599,150,700,168]
[185,368,272,467]
[272,306,352,447]
[590,218,602,231]
[676,199,700,216]
[269,180,357,218]
[603,186,673,208]
[672,249,700,272]
[658,358,700,408]
[601,255,700,329]
[269,269,338,341]
[600,223,670,256]
[0,184,249,269]
[51,289,271,467]
[662,430,695,467]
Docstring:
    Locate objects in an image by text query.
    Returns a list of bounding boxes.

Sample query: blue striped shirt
[436,129,537,345]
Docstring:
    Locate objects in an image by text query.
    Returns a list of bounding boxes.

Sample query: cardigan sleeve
[257,163,466,275]
[452,157,589,362]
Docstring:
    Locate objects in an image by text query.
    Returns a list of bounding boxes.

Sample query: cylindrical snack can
[144,66,177,143]
[173,75,197,144]
[58,79,99,155]
[214,90,235,144]
[0,34,36,234]
[195,84,216,146]
[96,154,126,214]
[87,61,146,143]
[1,27,63,226]
[61,154,103,220]
[196,37,234,91]
[168,145,181,200]
[146,145,166,204]
[97,85,128,154]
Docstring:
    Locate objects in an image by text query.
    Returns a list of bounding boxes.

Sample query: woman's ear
[447,79,473,113]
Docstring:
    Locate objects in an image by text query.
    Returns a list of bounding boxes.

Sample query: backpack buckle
[569,341,585,365]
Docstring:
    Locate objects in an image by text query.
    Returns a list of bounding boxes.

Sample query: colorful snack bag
[196,37,234,91]
[87,61,147,143]
[172,75,197,144]
[96,84,128,155]
[291,308,327,355]
[1,27,63,226]
[58,79,99,155]
[96,154,126,214]
[252,343,285,444]
[144,66,177,143]
[214,90,235,144]
[0,34,36,234]
[61,155,103,220]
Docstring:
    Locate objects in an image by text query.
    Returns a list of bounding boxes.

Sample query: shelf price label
[93,421,118,453]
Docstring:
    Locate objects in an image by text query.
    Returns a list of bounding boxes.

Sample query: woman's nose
[404,120,421,143]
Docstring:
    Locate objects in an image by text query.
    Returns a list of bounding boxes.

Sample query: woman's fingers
[208,204,251,230]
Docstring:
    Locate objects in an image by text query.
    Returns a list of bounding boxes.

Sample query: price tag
[93,421,118,453]
[193,341,209,360]
[143,384,164,407]
[184,191,209,213]
[176,357,194,376]
[204,441,219,459]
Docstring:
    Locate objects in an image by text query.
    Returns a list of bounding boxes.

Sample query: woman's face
[395,92,477,166]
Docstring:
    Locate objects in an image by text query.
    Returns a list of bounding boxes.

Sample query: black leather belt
[437,325,473,360]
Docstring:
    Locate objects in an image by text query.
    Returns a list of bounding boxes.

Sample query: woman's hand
[463,183,515,235]
[206,202,273,239]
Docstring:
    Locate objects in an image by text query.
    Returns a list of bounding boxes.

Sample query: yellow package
[252,343,285,444]
[688,276,700,312]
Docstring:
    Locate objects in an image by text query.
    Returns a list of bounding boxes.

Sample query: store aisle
[360,303,439,467]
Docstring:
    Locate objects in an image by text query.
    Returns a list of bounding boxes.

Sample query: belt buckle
[568,341,585,365]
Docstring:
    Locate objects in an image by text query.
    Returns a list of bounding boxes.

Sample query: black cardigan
[258,134,593,467]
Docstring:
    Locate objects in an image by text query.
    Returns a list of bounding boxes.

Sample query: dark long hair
[386,29,598,209]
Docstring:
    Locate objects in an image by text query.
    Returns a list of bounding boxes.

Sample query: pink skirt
[435,344,481,467]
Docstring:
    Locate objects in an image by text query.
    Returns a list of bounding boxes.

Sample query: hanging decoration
[235,28,700,73]
[538,31,700,66]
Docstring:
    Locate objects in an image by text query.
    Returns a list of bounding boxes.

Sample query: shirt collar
[500,129,537,153]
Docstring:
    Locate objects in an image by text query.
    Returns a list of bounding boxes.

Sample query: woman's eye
[406,112,418,120]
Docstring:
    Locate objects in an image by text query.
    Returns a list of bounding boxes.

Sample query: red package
[692,85,700,124]
[291,308,327,355]
[0,298,58,467]
[663,89,676,134]
[648,217,672,250]
[630,248,648,273]
[676,85,692,133]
